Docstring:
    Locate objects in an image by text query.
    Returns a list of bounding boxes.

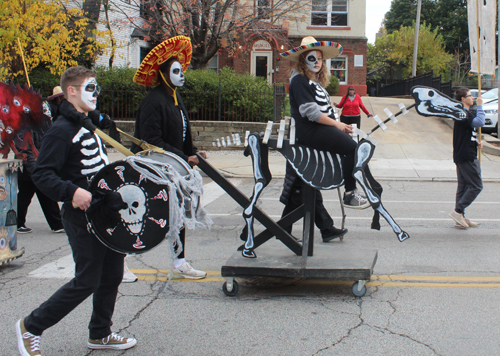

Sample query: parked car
[470,89,486,98]
[480,88,498,104]
[481,99,499,134]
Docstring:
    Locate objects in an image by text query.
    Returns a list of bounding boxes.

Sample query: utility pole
[411,0,422,77]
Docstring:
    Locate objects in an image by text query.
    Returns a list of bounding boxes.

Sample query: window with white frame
[311,0,348,26]
[257,0,272,19]
[208,54,219,72]
[330,56,347,84]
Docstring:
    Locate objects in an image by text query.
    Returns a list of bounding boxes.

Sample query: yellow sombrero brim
[133,35,193,87]
[280,41,343,61]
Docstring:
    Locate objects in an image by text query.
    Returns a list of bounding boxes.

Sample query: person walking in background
[46,86,65,120]
[16,101,64,234]
[334,86,372,129]
[449,88,484,229]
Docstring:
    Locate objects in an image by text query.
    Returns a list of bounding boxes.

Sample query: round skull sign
[86,159,171,254]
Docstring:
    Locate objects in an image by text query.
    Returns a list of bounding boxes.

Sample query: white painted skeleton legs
[353,141,409,242]
[242,135,268,258]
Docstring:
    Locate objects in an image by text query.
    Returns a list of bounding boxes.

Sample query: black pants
[281,184,334,235]
[24,211,125,339]
[298,125,358,191]
[177,228,186,259]
[455,159,483,215]
[340,114,361,129]
[18,178,63,230]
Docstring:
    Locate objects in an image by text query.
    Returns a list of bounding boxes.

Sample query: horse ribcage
[268,139,344,190]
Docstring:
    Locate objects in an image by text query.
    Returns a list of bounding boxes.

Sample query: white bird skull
[117,184,146,234]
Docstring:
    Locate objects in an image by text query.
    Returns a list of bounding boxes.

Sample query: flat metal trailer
[221,244,377,297]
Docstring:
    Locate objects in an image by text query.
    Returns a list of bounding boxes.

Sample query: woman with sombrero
[131,35,207,279]
[280,36,369,208]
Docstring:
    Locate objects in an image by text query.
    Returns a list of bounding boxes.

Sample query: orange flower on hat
[133,35,193,87]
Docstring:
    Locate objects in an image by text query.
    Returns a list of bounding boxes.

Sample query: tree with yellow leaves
[0,0,105,81]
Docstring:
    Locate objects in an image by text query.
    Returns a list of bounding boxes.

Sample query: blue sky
[366,0,393,43]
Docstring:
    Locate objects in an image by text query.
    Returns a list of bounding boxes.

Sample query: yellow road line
[129,270,500,288]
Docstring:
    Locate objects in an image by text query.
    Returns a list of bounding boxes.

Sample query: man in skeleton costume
[16,67,137,356]
[131,35,207,279]
[281,36,369,208]
[449,88,485,228]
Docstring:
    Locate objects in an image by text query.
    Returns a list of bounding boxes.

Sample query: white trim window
[257,0,272,19]
[311,0,348,26]
[330,56,347,84]
[208,54,219,72]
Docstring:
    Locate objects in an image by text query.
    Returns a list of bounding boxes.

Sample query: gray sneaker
[449,211,469,228]
[16,318,42,356]
[88,333,137,350]
[343,190,370,209]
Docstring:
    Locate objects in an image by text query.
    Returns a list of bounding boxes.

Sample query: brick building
[215,0,369,95]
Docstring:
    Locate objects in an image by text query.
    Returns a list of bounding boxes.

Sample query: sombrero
[133,35,192,87]
[280,36,343,61]
[47,86,64,100]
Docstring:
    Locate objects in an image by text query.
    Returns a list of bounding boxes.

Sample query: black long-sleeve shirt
[32,115,109,218]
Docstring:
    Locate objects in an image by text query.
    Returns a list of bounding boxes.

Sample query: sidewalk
[108,97,500,182]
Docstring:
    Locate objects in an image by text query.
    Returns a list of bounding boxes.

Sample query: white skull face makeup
[170,61,185,87]
[80,77,99,111]
[305,51,322,73]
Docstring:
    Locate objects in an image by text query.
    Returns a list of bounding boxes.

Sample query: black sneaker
[322,227,348,242]
[17,226,32,234]
[343,191,370,209]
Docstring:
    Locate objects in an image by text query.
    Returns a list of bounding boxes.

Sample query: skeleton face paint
[170,61,185,87]
[80,77,99,111]
[305,51,322,73]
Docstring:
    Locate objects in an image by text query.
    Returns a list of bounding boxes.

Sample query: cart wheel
[222,280,239,297]
[352,282,366,297]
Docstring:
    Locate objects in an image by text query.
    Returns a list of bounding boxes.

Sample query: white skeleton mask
[305,51,322,73]
[117,184,146,234]
[170,61,185,87]
[81,77,99,111]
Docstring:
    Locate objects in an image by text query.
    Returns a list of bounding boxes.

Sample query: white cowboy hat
[280,36,343,61]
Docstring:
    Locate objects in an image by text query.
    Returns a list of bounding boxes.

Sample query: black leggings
[297,124,358,192]
[340,115,361,129]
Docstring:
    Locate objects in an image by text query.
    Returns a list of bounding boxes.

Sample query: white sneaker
[173,261,207,279]
[122,262,138,283]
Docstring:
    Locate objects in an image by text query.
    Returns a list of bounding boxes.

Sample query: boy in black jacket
[449,88,485,228]
[15,66,137,356]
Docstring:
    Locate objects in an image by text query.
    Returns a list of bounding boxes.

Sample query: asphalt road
[2,177,500,356]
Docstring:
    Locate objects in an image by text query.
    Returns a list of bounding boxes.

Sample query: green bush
[93,66,148,118]
[182,67,274,122]
[326,75,340,95]
[17,66,279,121]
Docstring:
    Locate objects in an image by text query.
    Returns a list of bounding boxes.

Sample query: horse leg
[353,140,410,242]
[241,134,271,258]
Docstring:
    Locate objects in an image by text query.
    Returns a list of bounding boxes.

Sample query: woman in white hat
[280,37,369,208]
